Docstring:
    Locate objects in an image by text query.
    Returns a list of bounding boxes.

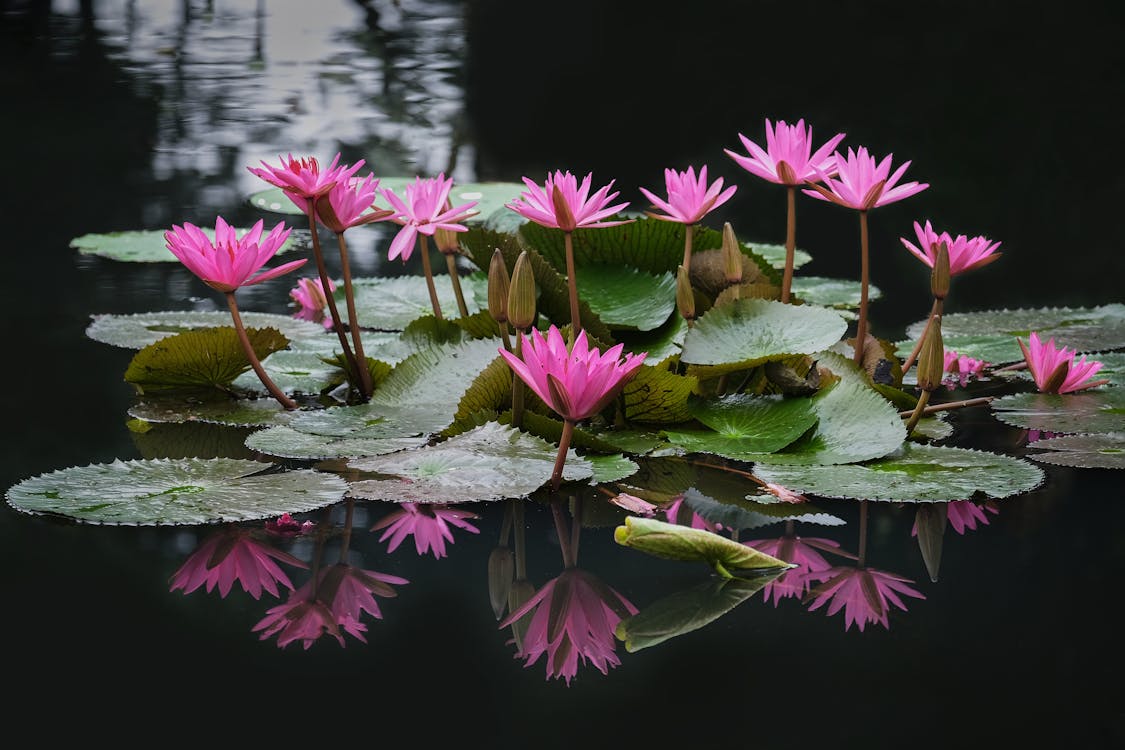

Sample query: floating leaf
[990,389,1125,434]
[664,393,818,456]
[747,241,813,271]
[1024,432,1125,469]
[586,453,640,483]
[575,264,676,331]
[4,458,346,525]
[70,227,300,262]
[128,394,296,426]
[243,424,427,460]
[348,275,488,330]
[621,363,698,425]
[790,276,881,310]
[614,516,792,578]
[616,314,688,362]
[347,421,594,502]
[616,574,781,653]
[87,310,327,350]
[124,326,290,393]
[680,298,847,373]
[753,443,1046,502]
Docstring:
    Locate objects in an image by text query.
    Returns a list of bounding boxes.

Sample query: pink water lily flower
[370,503,482,559]
[725,118,846,186]
[247,152,365,213]
[744,535,846,607]
[499,325,647,423]
[252,563,409,649]
[506,170,633,232]
[901,219,1002,275]
[290,276,336,329]
[803,146,929,210]
[498,567,638,686]
[169,527,308,600]
[381,173,478,262]
[165,216,303,294]
[804,565,926,632]
[639,165,737,225]
[315,173,397,233]
[1018,332,1106,393]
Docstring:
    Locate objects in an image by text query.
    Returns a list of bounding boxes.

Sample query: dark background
[1,1,1122,746]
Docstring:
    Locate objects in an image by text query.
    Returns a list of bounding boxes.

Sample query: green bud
[931,240,951,300]
[487,546,514,621]
[721,222,743,285]
[507,251,537,331]
[487,249,510,324]
[915,314,945,392]
[613,516,792,577]
[675,264,696,322]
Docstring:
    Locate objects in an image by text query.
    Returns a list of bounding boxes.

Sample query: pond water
[3,1,1123,746]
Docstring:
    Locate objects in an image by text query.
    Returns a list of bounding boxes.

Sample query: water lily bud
[930,240,951,300]
[507,578,537,651]
[915,315,945,392]
[507,250,537,331]
[676,264,696,322]
[434,198,462,254]
[487,249,510,324]
[721,222,743,285]
[487,546,514,620]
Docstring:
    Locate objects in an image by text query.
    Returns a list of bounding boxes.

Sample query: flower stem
[305,208,363,392]
[445,252,470,318]
[550,419,576,492]
[511,333,525,428]
[419,234,443,320]
[903,388,932,435]
[564,230,580,346]
[853,210,870,365]
[901,298,943,373]
[333,231,373,400]
[682,224,694,271]
[857,500,868,567]
[781,186,796,303]
[898,396,994,418]
[225,292,297,410]
[551,496,576,568]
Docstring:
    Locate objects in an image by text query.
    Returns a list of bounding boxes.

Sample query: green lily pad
[614,515,793,578]
[70,226,301,262]
[621,364,698,425]
[790,276,881,310]
[990,388,1125,433]
[615,573,783,653]
[1023,432,1125,469]
[575,264,676,331]
[86,310,327,350]
[752,442,1046,502]
[894,333,1025,366]
[124,326,291,393]
[616,313,689,363]
[663,393,818,457]
[348,274,489,330]
[128,395,297,427]
[747,241,813,271]
[247,178,526,222]
[680,298,847,373]
[346,421,594,502]
[586,453,640,483]
[4,457,347,525]
[243,424,428,460]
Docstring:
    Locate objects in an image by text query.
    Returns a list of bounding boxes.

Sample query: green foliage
[124,326,290,394]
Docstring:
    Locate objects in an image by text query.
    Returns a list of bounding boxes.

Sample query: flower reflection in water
[911,500,999,537]
[663,494,723,532]
[499,497,637,685]
[804,501,926,632]
[169,523,309,600]
[370,502,481,559]
[744,520,854,607]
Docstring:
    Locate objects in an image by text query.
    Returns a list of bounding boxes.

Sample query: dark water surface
[2,1,1123,746]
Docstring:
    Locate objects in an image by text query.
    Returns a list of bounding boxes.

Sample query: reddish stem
[225,292,297,410]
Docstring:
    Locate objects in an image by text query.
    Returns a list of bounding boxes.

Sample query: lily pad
[243,424,428,460]
[752,443,1046,502]
[575,264,676,331]
[990,388,1125,434]
[346,421,594,502]
[614,515,793,578]
[348,274,489,330]
[664,393,818,457]
[747,241,813,271]
[680,298,848,372]
[124,326,290,393]
[4,457,347,525]
[70,226,301,262]
[616,314,689,363]
[86,310,328,350]
[621,364,698,425]
[128,395,297,427]
[1023,432,1125,469]
[790,276,881,310]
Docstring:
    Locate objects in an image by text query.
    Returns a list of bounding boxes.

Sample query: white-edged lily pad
[753,443,1046,502]
[70,227,301,262]
[1024,432,1125,469]
[128,395,298,426]
[990,388,1125,433]
[244,424,429,460]
[791,276,881,310]
[348,275,489,330]
[4,458,347,525]
[664,393,817,456]
[680,298,847,371]
[346,421,594,502]
[576,264,676,331]
[748,241,813,271]
[87,310,327,349]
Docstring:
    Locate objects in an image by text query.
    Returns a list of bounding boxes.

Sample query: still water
[3,1,1122,746]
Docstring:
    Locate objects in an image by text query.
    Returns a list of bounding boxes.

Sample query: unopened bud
[915,315,945,392]
[507,578,537,651]
[930,241,951,300]
[676,264,696,322]
[487,546,515,620]
[721,222,743,285]
[507,251,537,331]
[487,249,510,324]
